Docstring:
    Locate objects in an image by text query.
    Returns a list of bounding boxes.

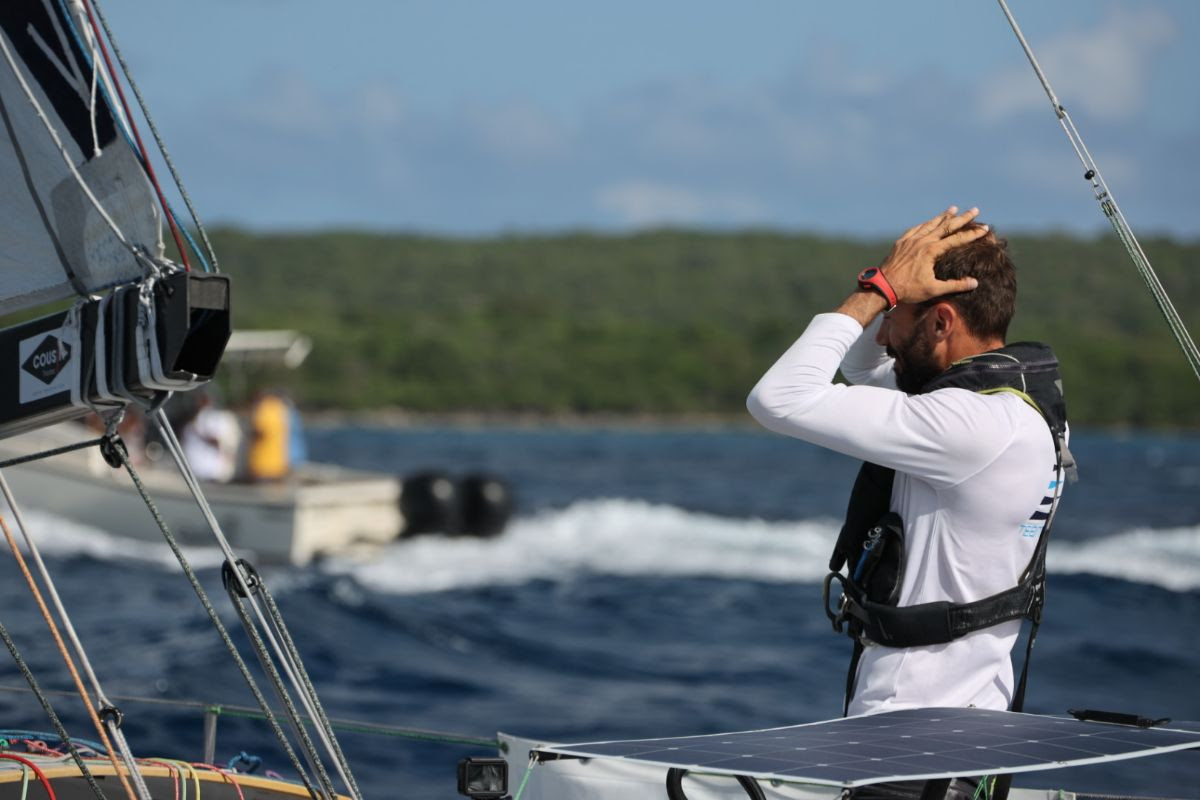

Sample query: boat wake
[13,509,228,570]
[322,499,1200,595]
[16,499,1199,594]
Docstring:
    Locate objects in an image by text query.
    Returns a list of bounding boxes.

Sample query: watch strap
[857,267,898,310]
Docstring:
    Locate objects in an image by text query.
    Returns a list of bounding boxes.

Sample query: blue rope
[0,729,108,755]
[226,751,264,774]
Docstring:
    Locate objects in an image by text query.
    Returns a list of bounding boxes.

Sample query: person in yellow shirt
[246,390,290,481]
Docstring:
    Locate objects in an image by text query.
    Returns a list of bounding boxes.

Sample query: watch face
[860,268,878,280]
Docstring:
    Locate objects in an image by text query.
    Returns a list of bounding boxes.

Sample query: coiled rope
[0,753,58,800]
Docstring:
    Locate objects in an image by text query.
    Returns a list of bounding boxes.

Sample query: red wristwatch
[856,267,898,310]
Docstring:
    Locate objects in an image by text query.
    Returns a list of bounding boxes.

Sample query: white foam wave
[1048,526,1200,592]
[3,509,228,571]
[324,498,839,594]
[11,500,1199,595]
[325,499,1200,595]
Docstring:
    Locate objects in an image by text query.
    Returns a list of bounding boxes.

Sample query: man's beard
[892,319,942,394]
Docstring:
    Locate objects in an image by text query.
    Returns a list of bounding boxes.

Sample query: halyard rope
[0,438,105,470]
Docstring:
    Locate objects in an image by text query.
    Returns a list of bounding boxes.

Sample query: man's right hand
[876,206,989,304]
[834,206,989,328]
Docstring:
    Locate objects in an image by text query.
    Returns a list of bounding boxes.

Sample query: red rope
[21,740,64,758]
[142,759,180,800]
[191,762,248,800]
[0,753,59,799]
[79,0,191,271]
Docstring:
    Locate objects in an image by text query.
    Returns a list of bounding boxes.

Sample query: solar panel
[534,708,1200,788]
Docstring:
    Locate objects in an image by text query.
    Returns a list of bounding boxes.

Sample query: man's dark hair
[931,223,1016,340]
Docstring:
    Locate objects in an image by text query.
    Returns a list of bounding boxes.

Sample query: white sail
[0,1,159,315]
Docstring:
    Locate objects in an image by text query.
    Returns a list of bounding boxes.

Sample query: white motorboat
[0,421,403,567]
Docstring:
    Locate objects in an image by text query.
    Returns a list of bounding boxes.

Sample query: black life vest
[822,342,1075,713]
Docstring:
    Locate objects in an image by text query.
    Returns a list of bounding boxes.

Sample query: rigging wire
[220,583,351,800]
[0,687,501,750]
[151,413,363,800]
[51,0,211,273]
[83,0,221,273]
[0,506,147,800]
[71,0,191,271]
[104,436,333,800]
[0,623,110,800]
[0,469,151,800]
[995,0,1200,385]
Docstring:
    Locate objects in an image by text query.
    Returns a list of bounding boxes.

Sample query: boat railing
[0,683,498,768]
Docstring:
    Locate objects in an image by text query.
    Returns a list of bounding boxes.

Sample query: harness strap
[843,639,864,718]
[840,546,1044,649]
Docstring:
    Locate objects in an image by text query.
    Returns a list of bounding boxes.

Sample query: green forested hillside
[211,228,1200,427]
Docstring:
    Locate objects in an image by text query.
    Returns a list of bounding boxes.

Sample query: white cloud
[171,8,1195,235]
[232,69,333,134]
[354,82,406,131]
[595,181,766,227]
[979,6,1175,122]
[468,101,570,163]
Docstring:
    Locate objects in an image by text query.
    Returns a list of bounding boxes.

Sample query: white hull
[0,423,402,566]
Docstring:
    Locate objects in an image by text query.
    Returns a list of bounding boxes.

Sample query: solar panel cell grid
[536,708,1200,788]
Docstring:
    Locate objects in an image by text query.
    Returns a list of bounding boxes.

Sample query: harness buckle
[822,572,847,632]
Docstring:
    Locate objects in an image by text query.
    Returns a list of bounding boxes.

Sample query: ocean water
[0,425,1198,798]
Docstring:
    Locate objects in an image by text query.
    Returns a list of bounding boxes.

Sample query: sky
[101,0,1200,237]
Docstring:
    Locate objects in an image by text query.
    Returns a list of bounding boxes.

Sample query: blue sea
[1,425,1198,798]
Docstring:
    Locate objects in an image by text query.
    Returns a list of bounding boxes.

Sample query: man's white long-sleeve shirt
[747,313,1057,715]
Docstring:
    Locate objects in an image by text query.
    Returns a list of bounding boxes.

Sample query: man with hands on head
[747,207,1072,800]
